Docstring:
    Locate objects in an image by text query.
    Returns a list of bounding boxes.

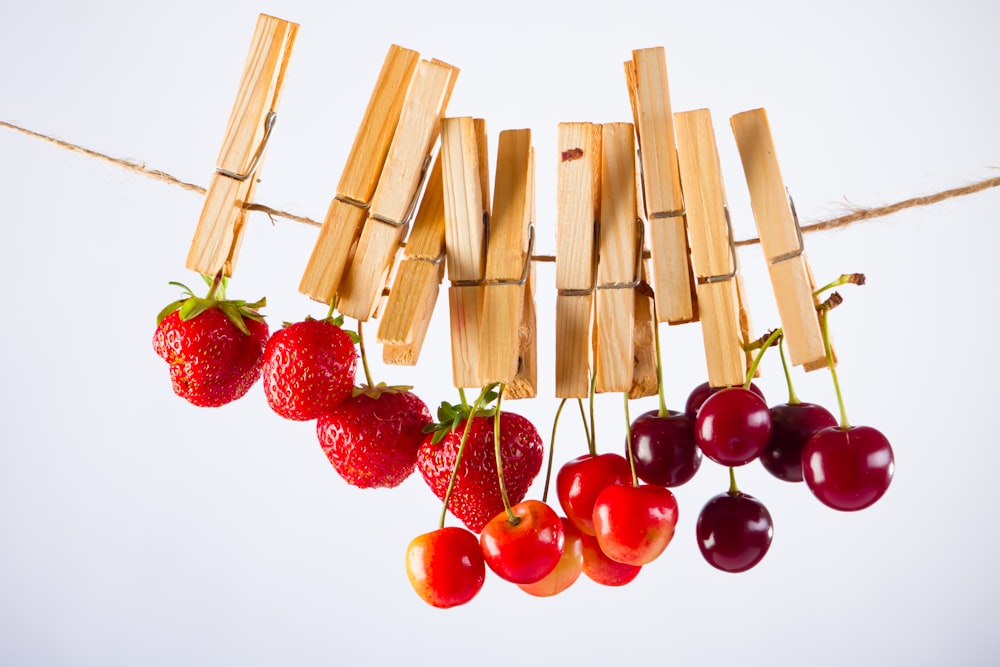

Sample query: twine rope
[3,119,997,260]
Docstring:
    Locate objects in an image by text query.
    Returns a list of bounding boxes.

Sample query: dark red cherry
[685,381,765,418]
[628,410,701,487]
[694,388,772,466]
[760,402,838,482]
[696,491,773,573]
[803,425,894,511]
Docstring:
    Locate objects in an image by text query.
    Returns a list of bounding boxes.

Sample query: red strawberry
[317,388,433,489]
[418,407,543,533]
[152,278,268,408]
[261,318,357,421]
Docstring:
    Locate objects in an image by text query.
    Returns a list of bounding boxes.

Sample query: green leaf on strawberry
[422,389,502,445]
[156,277,266,337]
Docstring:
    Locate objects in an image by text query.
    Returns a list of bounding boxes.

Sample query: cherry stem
[777,334,800,404]
[205,270,224,301]
[820,307,850,428]
[623,392,639,487]
[438,384,495,529]
[728,466,739,495]
[653,317,668,417]
[813,273,865,297]
[542,398,568,503]
[588,370,598,457]
[577,399,592,455]
[744,328,782,390]
[356,319,375,387]
[493,385,519,525]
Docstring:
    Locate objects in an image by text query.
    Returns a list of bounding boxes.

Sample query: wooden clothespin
[675,109,750,387]
[377,153,446,364]
[478,129,535,393]
[555,122,600,399]
[298,45,421,304]
[337,59,459,321]
[186,14,298,278]
[594,123,641,393]
[731,108,829,370]
[441,117,491,389]
[630,260,658,399]
[625,47,697,324]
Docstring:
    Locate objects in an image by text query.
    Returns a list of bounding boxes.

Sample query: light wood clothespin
[186,14,298,278]
[441,117,491,389]
[630,260,658,399]
[298,45,421,304]
[731,108,829,370]
[555,122,600,399]
[377,153,446,364]
[595,123,641,393]
[675,109,750,387]
[625,47,697,324]
[478,129,535,394]
[337,59,459,320]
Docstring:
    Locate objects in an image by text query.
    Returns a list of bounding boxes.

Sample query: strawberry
[317,387,433,489]
[417,397,543,533]
[261,317,357,421]
[152,277,268,408]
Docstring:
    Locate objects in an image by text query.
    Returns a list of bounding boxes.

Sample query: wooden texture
[377,153,446,363]
[675,109,747,387]
[298,44,419,303]
[730,108,828,369]
[555,122,600,398]
[441,117,489,388]
[186,14,298,277]
[338,59,458,320]
[479,129,532,385]
[595,123,637,393]
[627,47,695,324]
[630,268,658,399]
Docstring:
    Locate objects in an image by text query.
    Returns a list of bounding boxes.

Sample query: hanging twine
[3,119,997,257]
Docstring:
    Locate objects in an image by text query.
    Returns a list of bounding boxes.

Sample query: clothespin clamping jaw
[675,109,754,388]
[186,14,298,278]
[731,108,831,371]
[625,47,697,325]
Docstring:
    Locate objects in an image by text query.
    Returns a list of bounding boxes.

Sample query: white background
[2,1,998,665]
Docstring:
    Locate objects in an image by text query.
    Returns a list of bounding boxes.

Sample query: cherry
[518,517,584,597]
[579,532,642,586]
[556,453,632,536]
[405,526,485,608]
[685,381,765,418]
[628,409,701,487]
[694,387,772,466]
[802,425,894,511]
[696,490,774,573]
[761,402,838,482]
[480,500,565,584]
[592,483,678,566]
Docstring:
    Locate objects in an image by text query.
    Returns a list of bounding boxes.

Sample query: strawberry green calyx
[423,386,501,445]
[352,383,415,399]
[156,276,266,336]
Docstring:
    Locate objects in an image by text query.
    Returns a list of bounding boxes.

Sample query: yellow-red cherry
[592,483,678,566]
[480,500,565,585]
[518,517,584,597]
[556,453,632,536]
[406,526,485,609]
[579,532,642,586]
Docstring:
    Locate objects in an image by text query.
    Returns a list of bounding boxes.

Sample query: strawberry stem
[205,271,224,301]
[493,385,519,525]
[438,384,496,529]
[623,392,639,487]
[458,388,469,410]
[542,398,568,503]
[356,319,375,388]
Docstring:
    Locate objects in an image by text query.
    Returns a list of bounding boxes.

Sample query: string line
[3,119,997,261]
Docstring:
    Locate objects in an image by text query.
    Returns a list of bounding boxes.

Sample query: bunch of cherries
[405,274,895,607]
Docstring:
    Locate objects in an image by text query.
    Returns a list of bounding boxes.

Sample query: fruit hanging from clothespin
[299,44,421,305]
[594,123,643,394]
[441,116,491,389]
[555,122,600,399]
[625,47,697,325]
[376,153,446,364]
[675,108,755,387]
[186,13,298,278]
[478,129,537,399]
[337,58,459,321]
[731,108,832,371]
